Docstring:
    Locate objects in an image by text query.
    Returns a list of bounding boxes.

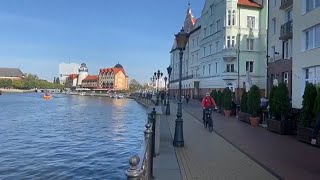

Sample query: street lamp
[154,70,163,105]
[164,76,168,105]
[166,65,172,115]
[173,27,189,147]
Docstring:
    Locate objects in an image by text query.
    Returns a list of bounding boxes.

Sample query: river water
[0,93,147,179]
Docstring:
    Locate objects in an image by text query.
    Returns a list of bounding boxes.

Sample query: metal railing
[280,0,293,10]
[125,109,156,180]
[280,20,293,39]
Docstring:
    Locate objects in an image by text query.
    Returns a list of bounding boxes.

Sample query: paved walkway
[165,102,277,180]
[179,99,320,180]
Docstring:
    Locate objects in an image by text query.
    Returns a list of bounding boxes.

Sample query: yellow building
[98,64,129,90]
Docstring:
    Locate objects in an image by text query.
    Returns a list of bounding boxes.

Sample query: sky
[0,0,204,83]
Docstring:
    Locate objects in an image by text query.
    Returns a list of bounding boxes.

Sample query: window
[231,36,235,47]
[191,70,194,76]
[232,10,236,25]
[209,44,212,54]
[197,37,199,46]
[209,64,211,74]
[203,65,205,75]
[196,53,199,61]
[305,25,320,50]
[283,40,292,59]
[215,41,219,52]
[283,72,289,84]
[247,16,255,29]
[215,62,218,73]
[216,19,221,32]
[286,9,292,21]
[210,24,213,34]
[305,0,320,13]
[227,36,231,48]
[304,66,320,85]
[192,39,195,48]
[210,5,214,15]
[228,10,231,26]
[272,18,276,34]
[246,38,254,50]
[246,61,254,73]
[272,0,276,7]
[192,54,194,64]
[203,47,206,56]
[226,64,235,72]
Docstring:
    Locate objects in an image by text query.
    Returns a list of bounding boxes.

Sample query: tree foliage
[272,83,291,120]
[240,90,248,113]
[314,87,320,115]
[129,79,143,91]
[301,83,317,127]
[247,85,261,117]
[223,88,232,110]
[0,79,12,88]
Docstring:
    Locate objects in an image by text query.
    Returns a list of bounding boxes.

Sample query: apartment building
[169,0,268,99]
[292,0,320,108]
[267,0,293,97]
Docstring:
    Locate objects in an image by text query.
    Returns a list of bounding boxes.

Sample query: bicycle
[203,108,214,132]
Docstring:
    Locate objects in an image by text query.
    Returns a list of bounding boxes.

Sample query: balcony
[280,0,293,10]
[221,71,238,80]
[170,75,194,83]
[279,20,293,40]
[222,48,237,62]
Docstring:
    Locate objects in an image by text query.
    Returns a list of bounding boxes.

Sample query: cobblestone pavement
[179,99,320,180]
[166,102,278,180]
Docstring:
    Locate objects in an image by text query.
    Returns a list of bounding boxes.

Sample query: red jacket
[202,96,217,109]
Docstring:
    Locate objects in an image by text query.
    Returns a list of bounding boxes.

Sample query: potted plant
[223,88,232,117]
[297,83,319,145]
[267,83,292,134]
[239,90,250,123]
[247,85,261,127]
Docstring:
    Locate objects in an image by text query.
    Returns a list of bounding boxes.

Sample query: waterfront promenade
[151,98,320,180]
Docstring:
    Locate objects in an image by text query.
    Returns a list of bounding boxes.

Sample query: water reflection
[0,93,147,179]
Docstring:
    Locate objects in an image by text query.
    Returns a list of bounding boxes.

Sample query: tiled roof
[68,74,78,80]
[82,75,98,81]
[99,67,126,75]
[0,68,24,77]
[238,0,262,8]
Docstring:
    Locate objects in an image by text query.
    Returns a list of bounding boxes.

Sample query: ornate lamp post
[166,66,172,115]
[154,70,163,106]
[173,27,189,147]
[164,76,168,105]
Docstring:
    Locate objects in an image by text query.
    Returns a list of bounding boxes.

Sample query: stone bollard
[125,155,142,180]
[144,123,153,179]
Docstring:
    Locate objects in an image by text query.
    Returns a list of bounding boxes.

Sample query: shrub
[217,90,222,107]
[211,90,218,103]
[300,83,317,127]
[223,88,232,110]
[313,87,320,124]
[273,83,291,120]
[247,85,261,117]
[240,90,248,112]
[268,86,277,118]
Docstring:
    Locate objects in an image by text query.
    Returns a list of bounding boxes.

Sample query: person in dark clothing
[186,95,190,104]
[160,92,165,104]
[311,112,320,145]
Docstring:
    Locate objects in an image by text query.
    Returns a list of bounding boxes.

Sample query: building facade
[58,62,80,85]
[267,0,293,97]
[77,63,89,86]
[169,0,268,99]
[65,74,78,88]
[81,75,99,89]
[98,64,129,90]
[292,0,320,108]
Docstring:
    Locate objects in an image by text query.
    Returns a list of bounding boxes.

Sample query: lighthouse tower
[77,63,88,86]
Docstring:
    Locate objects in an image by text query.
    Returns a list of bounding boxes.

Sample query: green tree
[24,73,39,80]
[12,80,25,89]
[314,87,320,115]
[273,83,291,120]
[269,86,277,118]
[247,85,261,117]
[240,91,248,113]
[0,79,12,88]
[301,83,317,127]
[223,88,232,110]
[129,79,142,91]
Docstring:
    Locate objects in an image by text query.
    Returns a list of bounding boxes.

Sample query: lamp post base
[173,102,184,147]
[166,102,170,115]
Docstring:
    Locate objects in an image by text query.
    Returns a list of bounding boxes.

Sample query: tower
[77,63,88,86]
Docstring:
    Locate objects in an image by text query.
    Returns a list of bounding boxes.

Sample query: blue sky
[0,0,204,83]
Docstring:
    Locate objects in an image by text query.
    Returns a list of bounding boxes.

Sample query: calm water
[0,93,147,180]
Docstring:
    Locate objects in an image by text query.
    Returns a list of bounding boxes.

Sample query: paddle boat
[43,92,53,100]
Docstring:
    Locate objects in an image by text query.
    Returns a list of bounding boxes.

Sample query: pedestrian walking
[186,95,190,104]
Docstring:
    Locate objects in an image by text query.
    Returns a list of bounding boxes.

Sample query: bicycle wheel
[208,118,213,132]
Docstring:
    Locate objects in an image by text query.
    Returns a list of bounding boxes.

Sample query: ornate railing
[280,0,293,10]
[280,20,293,40]
[124,108,156,180]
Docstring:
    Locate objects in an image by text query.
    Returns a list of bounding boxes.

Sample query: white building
[77,63,89,86]
[292,0,320,108]
[59,62,80,84]
[170,0,268,99]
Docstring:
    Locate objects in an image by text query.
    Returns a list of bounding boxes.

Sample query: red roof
[82,75,98,81]
[68,74,78,80]
[191,18,197,25]
[238,0,262,8]
[99,67,126,75]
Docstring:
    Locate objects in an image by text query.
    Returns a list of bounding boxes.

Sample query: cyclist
[201,93,218,122]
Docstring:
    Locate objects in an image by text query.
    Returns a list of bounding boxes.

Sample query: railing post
[144,123,153,179]
[151,108,156,157]
[125,155,142,180]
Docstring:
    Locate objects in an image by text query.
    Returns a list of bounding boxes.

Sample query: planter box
[267,118,297,135]
[297,126,320,146]
[239,112,250,123]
